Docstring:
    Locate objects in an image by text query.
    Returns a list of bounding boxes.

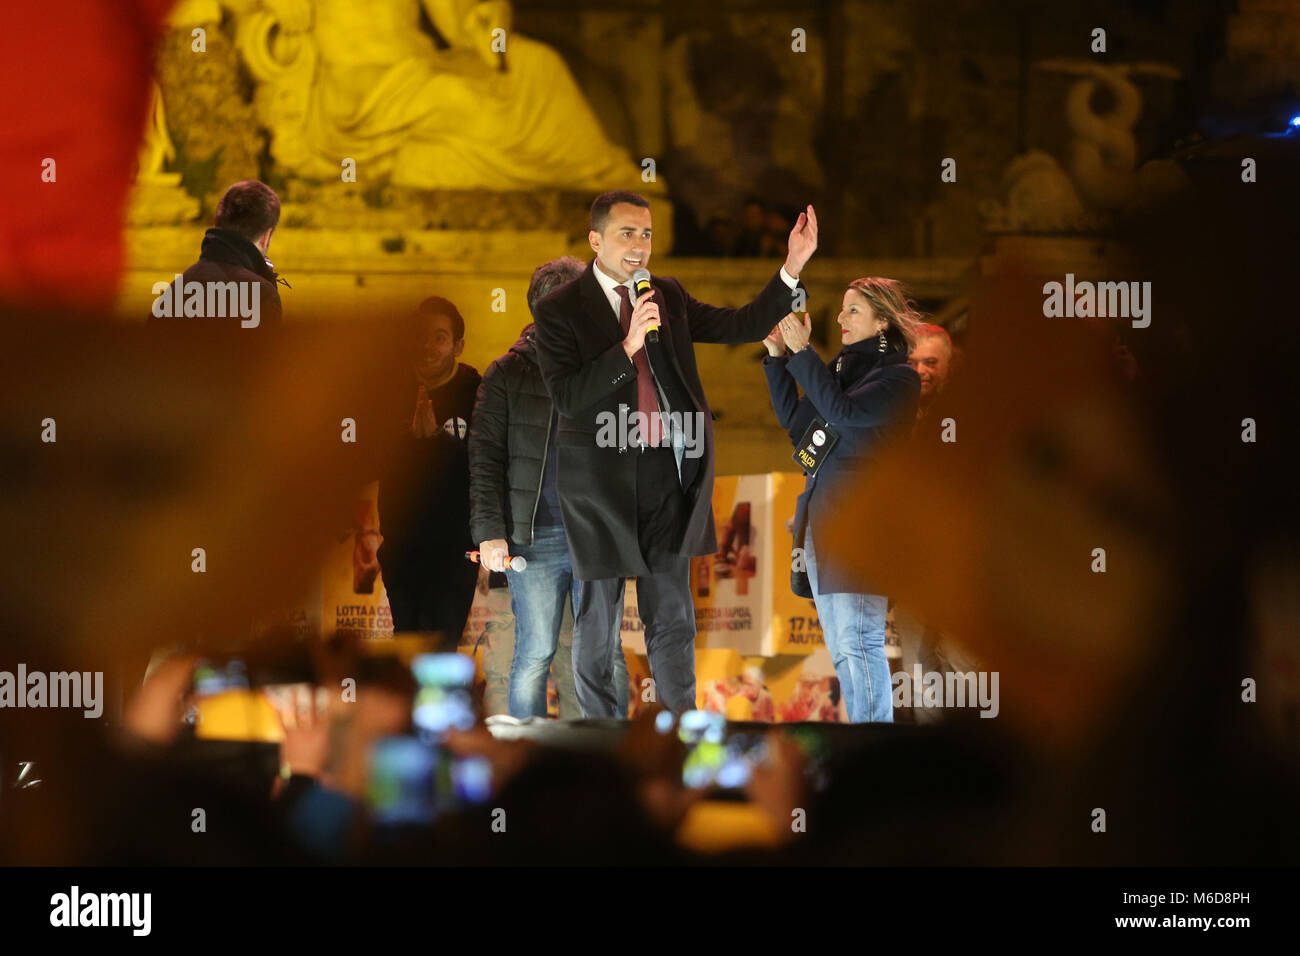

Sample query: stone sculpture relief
[236,0,649,192]
[983,61,1190,232]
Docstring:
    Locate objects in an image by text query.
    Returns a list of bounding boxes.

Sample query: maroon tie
[616,284,663,447]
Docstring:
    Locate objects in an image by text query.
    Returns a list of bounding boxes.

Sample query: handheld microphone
[632,268,658,344]
[465,550,526,572]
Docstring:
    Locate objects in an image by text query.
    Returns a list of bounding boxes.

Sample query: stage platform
[483,715,925,753]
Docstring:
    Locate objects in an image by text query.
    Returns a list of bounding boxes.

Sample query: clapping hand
[411,385,438,438]
[764,320,788,357]
[778,312,812,353]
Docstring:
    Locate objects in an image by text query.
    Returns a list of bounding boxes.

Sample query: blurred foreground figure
[0,1,173,311]
[806,142,1300,862]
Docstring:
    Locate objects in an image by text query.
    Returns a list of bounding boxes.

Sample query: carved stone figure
[1044,60,1189,211]
[126,0,221,225]
[980,149,1088,233]
[238,0,648,192]
[983,61,1190,232]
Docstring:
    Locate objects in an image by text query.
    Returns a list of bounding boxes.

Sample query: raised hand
[784,205,819,278]
[122,653,196,747]
[276,688,331,780]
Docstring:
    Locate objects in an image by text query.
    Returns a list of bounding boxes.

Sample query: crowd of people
[4,0,1297,875]
[5,163,1298,868]
[693,198,802,259]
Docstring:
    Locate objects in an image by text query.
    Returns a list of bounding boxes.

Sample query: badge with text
[793,418,838,477]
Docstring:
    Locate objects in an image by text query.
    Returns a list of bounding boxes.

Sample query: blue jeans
[505,525,628,719]
[804,525,893,723]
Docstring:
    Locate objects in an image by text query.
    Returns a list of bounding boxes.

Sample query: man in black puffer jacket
[148,180,283,328]
[469,257,629,719]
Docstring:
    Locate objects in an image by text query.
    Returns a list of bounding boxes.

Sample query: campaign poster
[695,648,846,723]
[323,481,507,647]
[622,473,776,655]
[323,483,394,641]
[767,471,824,654]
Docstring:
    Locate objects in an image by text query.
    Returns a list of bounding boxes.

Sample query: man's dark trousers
[382,551,478,643]
[572,443,696,715]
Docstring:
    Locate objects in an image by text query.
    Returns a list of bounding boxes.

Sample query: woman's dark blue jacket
[763,338,920,596]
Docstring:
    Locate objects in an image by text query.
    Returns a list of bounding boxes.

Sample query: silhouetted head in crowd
[907,322,954,407]
[213,180,280,254]
[526,256,584,317]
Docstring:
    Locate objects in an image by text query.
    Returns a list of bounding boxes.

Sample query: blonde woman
[763,278,923,722]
